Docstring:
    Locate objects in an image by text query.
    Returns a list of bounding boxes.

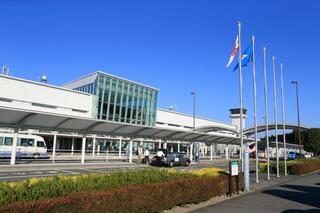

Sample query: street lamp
[291,81,302,155]
[190,92,196,131]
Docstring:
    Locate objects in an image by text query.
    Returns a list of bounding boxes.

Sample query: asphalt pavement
[0,159,255,182]
[191,172,320,213]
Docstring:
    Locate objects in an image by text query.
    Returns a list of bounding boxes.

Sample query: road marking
[56,169,80,175]
[77,168,105,173]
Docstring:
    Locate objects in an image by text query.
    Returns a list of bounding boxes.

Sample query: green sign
[230,161,239,176]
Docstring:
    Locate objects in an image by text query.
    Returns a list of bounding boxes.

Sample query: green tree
[303,128,320,156]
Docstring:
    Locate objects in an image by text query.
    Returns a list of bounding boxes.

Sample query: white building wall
[156,109,236,131]
[0,75,93,118]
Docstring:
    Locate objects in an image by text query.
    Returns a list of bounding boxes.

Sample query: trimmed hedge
[0,169,196,205]
[0,174,242,213]
[259,159,320,175]
[289,159,320,175]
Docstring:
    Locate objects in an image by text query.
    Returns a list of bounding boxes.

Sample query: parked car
[151,152,190,167]
[288,152,308,160]
[288,151,296,160]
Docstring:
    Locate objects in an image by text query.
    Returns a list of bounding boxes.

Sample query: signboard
[230,161,239,176]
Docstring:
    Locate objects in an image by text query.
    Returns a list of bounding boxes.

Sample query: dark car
[151,152,190,167]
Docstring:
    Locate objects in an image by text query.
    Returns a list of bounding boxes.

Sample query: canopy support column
[129,139,133,163]
[119,138,122,157]
[210,145,213,161]
[92,136,96,157]
[190,142,193,161]
[10,128,19,165]
[52,133,57,163]
[225,145,229,160]
[177,141,180,152]
[81,134,86,164]
[71,138,74,156]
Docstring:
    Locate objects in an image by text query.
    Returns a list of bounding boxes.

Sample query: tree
[303,128,320,156]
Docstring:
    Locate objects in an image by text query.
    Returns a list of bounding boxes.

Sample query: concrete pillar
[92,136,96,157]
[52,134,57,163]
[129,139,133,163]
[210,145,213,161]
[10,129,18,165]
[81,135,86,164]
[170,143,173,152]
[71,137,74,156]
[177,141,180,152]
[163,142,167,150]
[97,142,100,156]
[118,138,122,157]
[190,143,193,161]
[225,145,229,160]
[158,140,161,149]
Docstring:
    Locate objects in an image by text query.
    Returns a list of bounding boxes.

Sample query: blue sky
[0,0,319,127]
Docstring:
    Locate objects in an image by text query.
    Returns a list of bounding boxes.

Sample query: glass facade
[73,73,158,126]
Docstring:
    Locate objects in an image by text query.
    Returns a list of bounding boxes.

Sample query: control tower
[229,108,248,130]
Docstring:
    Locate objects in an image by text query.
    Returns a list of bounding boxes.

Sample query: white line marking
[56,169,80,175]
[77,168,104,173]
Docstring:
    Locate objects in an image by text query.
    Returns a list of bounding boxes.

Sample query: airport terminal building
[0,71,248,163]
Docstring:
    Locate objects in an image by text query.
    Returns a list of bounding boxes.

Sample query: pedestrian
[144,148,150,164]
[155,149,165,166]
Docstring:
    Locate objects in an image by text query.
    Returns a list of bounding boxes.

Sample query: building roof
[62,71,159,91]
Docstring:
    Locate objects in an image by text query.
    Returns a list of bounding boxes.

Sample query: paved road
[192,172,320,213]
[0,160,255,182]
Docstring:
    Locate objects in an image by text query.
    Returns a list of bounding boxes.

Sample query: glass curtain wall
[93,73,158,126]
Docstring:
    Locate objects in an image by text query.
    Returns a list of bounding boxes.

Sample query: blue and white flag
[233,43,253,71]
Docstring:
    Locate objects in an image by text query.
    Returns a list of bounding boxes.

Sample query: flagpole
[272,56,280,178]
[252,35,259,183]
[237,21,244,172]
[280,63,287,176]
[263,47,270,180]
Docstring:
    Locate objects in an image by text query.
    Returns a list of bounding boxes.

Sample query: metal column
[10,129,19,165]
[92,136,96,157]
[119,138,122,157]
[52,134,57,163]
[129,139,133,163]
[81,135,86,164]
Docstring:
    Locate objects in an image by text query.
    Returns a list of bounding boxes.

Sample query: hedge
[0,174,242,213]
[259,159,320,175]
[0,169,196,205]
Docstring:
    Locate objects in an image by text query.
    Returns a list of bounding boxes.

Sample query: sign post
[229,160,239,196]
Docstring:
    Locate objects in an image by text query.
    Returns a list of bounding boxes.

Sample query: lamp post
[190,92,196,131]
[291,81,302,155]
[190,92,196,162]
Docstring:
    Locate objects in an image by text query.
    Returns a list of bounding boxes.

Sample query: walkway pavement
[191,172,320,213]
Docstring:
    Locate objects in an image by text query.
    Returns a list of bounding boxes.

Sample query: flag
[226,35,239,68]
[233,43,253,71]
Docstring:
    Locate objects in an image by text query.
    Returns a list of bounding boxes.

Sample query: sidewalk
[164,173,301,213]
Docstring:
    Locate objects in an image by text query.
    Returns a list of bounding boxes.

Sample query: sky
[0,0,319,128]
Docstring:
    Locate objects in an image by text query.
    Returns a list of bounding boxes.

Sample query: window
[19,138,34,147]
[0,137,4,145]
[37,141,46,148]
[4,137,13,146]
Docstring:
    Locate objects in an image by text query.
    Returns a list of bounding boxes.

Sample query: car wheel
[185,161,190,166]
[169,161,174,167]
[33,153,40,159]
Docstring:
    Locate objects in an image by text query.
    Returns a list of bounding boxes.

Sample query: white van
[0,133,48,159]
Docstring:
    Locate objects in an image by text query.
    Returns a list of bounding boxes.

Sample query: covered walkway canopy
[243,124,310,137]
[0,106,253,164]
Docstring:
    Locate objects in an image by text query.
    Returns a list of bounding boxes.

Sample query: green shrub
[0,174,243,213]
[0,169,196,205]
[258,159,320,175]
